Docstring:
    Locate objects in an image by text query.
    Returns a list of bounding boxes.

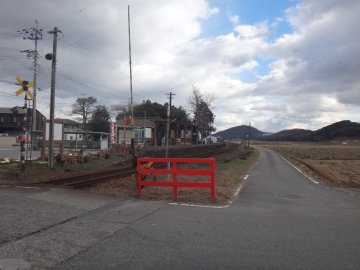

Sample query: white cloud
[228,15,239,26]
[0,0,359,133]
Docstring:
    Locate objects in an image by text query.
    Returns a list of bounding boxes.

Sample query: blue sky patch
[201,0,296,39]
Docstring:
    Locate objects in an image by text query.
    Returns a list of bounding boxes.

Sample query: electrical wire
[69,0,175,45]
[1,1,176,109]
[49,0,111,27]
[37,62,127,101]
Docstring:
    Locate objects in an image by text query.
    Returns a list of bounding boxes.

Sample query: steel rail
[29,144,235,188]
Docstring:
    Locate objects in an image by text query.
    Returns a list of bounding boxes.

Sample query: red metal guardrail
[137,157,215,201]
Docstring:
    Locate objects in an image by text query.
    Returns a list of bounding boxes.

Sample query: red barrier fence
[137,157,215,201]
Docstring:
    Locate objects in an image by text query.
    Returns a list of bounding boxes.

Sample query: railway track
[30,144,235,189]
[32,167,136,188]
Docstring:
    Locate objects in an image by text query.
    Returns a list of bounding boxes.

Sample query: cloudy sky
[0,0,359,132]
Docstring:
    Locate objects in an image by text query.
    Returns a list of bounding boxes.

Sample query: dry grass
[89,148,260,204]
[258,141,360,186]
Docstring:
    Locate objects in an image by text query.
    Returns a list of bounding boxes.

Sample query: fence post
[210,159,215,201]
[137,159,142,195]
[173,161,177,199]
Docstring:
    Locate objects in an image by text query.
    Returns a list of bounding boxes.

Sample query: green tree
[71,96,97,128]
[133,100,167,118]
[110,103,130,122]
[127,99,191,143]
[171,105,191,125]
[87,105,111,133]
[132,100,190,123]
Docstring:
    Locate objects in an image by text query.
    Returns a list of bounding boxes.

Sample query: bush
[170,138,177,145]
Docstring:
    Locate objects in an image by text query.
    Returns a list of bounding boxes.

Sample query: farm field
[257,141,360,187]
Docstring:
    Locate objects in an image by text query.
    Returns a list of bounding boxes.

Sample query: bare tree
[187,86,215,138]
[71,96,97,128]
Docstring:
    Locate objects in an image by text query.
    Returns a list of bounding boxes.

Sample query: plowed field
[259,142,360,187]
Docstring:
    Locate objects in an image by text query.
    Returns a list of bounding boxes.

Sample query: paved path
[1,147,359,269]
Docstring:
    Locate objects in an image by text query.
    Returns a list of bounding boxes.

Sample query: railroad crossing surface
[1,147,360,269]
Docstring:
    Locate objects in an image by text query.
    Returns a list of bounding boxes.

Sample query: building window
[13,117,17,123]
[79,135,82,139]
[69,136,73,140]
[0,117,4,122]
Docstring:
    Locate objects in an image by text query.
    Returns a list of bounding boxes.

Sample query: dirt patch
[0,144,259,205]
[300,159,360,186]
[88,147,259,204]
[258,141,360,187]
[0,156,129,185]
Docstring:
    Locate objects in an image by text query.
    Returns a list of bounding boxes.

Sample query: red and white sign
[110,121,115,144]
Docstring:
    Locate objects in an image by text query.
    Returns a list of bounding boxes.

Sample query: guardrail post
[210,159,215,201]
[137,159,142,195]
[173,161,177,199]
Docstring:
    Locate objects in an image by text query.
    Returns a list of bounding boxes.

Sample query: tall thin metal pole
[128,5,135,147]
[48,27,61,168]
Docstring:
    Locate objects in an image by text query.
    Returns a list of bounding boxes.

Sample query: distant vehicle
[0,133,9,137]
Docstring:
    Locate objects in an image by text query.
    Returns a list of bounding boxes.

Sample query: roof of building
[0,107,45,115]
[55,118,81,125]
[0,107,25,114]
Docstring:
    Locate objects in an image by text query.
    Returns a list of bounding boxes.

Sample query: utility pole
[167,91,175,109]
[165,92,175,179]
[165,92,175,159]
[18,20,43,160]
[248,122,251,148]
[144,110,146,145]
[46,27,61,168]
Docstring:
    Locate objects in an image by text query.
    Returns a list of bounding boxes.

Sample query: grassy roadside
[90,148,261,204]
[215,148,260,203]
[216,148,259,183]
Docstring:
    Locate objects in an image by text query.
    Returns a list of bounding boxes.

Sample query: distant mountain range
[215,120,360,141]
[214,125,265,140]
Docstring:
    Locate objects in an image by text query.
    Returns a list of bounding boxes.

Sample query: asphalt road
[54,147,360,270]
[0,146,40,160]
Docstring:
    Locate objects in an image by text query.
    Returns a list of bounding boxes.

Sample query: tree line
[71,86,215,138]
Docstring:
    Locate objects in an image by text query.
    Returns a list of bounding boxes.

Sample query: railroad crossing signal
[15,75,34,100]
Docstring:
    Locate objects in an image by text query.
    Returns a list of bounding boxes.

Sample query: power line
[48,0,110,28]
[18,20,44,132]
[37,62,127,100]
[0,79,18,85]
[69,0,175,45]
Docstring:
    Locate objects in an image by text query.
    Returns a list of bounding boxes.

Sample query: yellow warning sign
[15,75,34,100]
